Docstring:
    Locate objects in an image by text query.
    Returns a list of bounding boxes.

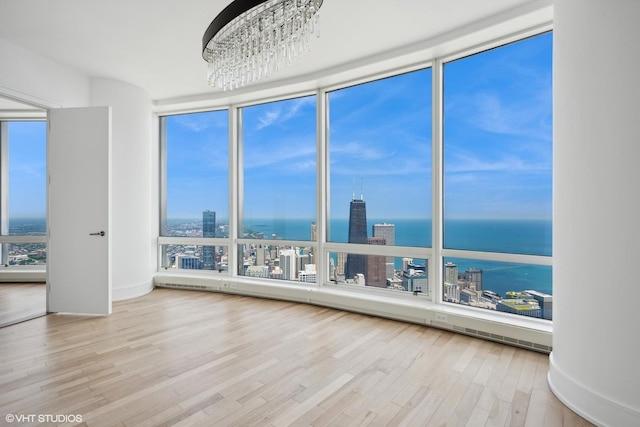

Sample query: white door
[47,107,112,315]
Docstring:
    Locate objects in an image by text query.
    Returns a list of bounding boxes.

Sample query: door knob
[89,231,105,236]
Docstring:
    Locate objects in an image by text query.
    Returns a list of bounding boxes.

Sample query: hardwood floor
[0,283,46,328]
[0,288,592,426]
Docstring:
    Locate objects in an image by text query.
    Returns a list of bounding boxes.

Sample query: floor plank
[0,282,46,328]
[0,288,593,426]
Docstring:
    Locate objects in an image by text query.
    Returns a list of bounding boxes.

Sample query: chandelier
[202,0,324,91]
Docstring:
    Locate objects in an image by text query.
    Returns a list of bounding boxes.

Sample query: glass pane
[241,96,316,240]
[330,252,429,295]
[8,121,46,236]
[240,243,316,283]
[443,33,552,256]
[443,257,552,320]
[7,243,47,265]
[328,69,432,248]
[161,245,229,272]
[163,110,229,237]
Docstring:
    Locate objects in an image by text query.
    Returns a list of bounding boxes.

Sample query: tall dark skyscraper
[345,196,367,280]
[202,210,216,270]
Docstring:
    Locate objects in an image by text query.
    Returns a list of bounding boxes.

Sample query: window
[160,110,229,272]
[158,30,553,323]
[239,95,317,281]
[327,69,432,292]
[0,121,47,266]
[442,32,553,318]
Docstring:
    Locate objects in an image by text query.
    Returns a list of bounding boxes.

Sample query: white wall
[550,0,640,425]
[90,78,154,300]
[0,38,89,108]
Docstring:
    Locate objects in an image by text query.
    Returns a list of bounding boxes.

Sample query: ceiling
[0,0,539,103]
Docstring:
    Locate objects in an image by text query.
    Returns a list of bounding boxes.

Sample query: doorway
[0,97,47,327]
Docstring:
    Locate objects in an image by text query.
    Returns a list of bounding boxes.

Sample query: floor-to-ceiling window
[159,110,229,272]
[0,121,47,267]
[326,68,432,295]
[158,29,552,323]
[239,95,317,282]
[442,32,553,319]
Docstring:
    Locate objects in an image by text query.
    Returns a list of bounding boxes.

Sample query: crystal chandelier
[202,0,324,91]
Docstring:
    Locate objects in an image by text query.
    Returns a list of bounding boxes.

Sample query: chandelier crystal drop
[202,0,323,91]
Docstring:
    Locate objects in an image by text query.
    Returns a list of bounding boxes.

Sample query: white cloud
[173,112,226,132]
[244,137,316,170]
[255,97,315,130]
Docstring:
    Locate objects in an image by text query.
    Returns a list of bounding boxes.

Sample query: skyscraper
[279,249,297,281]
[310,221,317,241]
[372,223,394,246]
[373,223,395,280]
[202,210,216,270]
[365,236,387,287]
[444,262,458,285]
[345,196,367,280]
[463,268,483,291]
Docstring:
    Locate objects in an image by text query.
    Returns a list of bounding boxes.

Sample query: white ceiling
[0,0,539,102]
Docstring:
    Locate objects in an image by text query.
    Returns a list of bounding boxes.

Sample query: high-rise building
[366,236,387,288]
[310,221,317,241]
[444,262,458,285]
[297,251,312,274]
[372,223,394,246]
[178,254,201,270]
[255,244,266,267]
[202,210,216,270]
[373,223,395,280]
[463,268,482,291]
[279,249,297,281]
[345,196,367,280]
[335,252,346,277]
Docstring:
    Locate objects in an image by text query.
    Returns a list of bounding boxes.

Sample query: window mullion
[432,58,444,303]
[0,122,8,266]
[316,89,328,286]
[229,106,241,279]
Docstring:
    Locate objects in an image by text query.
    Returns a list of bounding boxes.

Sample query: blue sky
[157,32,551,222]
[8,121,47,218]
[242,96,317,221]
[444,32,553,219]
[9,33,551,224]
[328,69,432,220]
[166,110,229,219]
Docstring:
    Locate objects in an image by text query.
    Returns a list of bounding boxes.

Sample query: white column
[550,0,640,425]
[90,78,153,300]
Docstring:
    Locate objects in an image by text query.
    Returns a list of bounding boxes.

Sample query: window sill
[0,265,46,282]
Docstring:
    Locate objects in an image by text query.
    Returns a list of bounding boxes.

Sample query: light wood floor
[0,283,46,328]
[0,288,592,427]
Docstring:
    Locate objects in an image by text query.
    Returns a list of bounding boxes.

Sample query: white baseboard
[112,278,154,301]
[548,352,640,427]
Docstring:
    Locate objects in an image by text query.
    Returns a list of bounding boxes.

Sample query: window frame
[436,31,553,309]
[156,24,554,323]
[0,119,48,269]
[158,109,232,272]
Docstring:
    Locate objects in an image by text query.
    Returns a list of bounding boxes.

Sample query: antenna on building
[352,178,355,201]
[360,175,364,201]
